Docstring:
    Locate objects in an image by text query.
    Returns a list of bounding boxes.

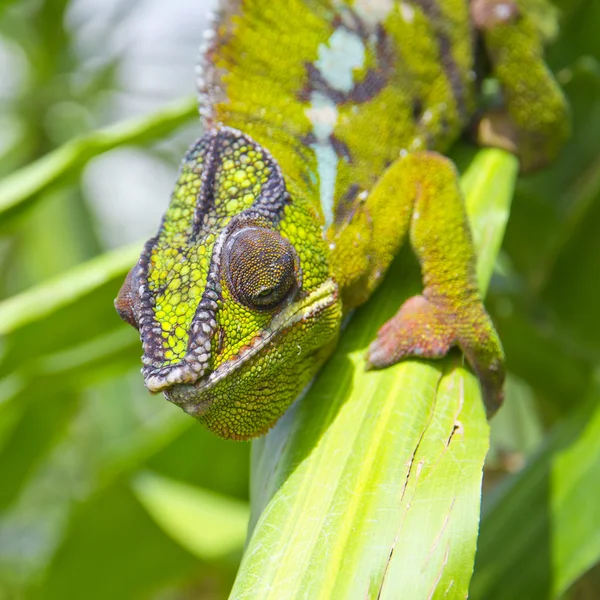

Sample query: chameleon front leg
[472,0,570,172]
[351,151,504,415]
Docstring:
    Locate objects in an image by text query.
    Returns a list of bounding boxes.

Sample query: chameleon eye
[224,226,300,311]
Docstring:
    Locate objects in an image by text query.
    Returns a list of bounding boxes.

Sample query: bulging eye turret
[224,227,301,311]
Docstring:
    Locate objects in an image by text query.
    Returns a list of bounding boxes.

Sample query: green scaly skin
[116,0,569,440]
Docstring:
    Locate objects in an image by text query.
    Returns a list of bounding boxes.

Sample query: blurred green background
[0,0,599,598]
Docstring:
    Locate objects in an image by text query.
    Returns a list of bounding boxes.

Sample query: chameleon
[115,0,568,440]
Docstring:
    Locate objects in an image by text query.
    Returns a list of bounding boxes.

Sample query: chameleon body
[116,0,568,439]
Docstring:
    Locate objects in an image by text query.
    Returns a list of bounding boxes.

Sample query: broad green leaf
[549,1,600,67]
[31,482,202,600]
[0,367,250,597]
[0,242,141,335]
[471,380,600,599]
[145,424,251,501]
[487,374,545,472]
[230,149,518,599]
[0,243,145,510]
[0,96,196,228]
[0,388,78,510]
[491,304,594,418]
[132,471,249,561]
[0,241,142,380]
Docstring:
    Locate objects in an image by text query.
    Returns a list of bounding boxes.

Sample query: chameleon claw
[366,295,456,370]
[365,294,505,417]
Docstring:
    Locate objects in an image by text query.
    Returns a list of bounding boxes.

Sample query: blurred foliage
[0,0,599,598]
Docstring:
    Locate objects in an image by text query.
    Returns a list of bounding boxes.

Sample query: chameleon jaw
[162,277,338,416]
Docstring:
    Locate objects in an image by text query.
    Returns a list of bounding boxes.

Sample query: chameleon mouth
[162,278,337,408]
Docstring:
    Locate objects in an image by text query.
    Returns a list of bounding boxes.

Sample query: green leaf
[132,471,249,561]
[33,482,202,600]
[493,57,600,418]
[487,374,545,471]
[0,238,149,388]
[0,242,141,336]
[230,149,518,599]
[0,96,196,228]
[0,366,250,597]
[0,243,145,477]
[0,388,78,510]
[471,380,600,599]
[460,149,520,290]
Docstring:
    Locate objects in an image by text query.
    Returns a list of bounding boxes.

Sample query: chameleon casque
[116,0,568,440]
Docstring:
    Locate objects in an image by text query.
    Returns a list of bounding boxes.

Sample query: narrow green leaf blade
[0,96,196,227]
[0,242,141,335]
[461,148,520,290]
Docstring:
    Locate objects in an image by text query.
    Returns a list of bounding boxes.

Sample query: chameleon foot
[367,295,455,366]
[367,293,505,417]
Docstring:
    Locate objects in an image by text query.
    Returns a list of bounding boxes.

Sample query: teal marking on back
[306,27,366,227]
[315,28,366,93]
[306,91,338,227]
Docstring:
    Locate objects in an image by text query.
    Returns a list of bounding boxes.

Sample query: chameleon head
[115,127,342,440]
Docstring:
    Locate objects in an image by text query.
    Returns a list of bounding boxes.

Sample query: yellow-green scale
[149,155,218,364]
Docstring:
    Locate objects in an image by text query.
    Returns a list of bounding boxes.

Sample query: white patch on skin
[494,3,513,21]
[306,91,339,227]
[315,28,366,93]
[353,0,395,27]
[305,28,366,227]
[305,92,338,139]
[314,143,338,228]
[400,2,415,23]
[410,137,423,151]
